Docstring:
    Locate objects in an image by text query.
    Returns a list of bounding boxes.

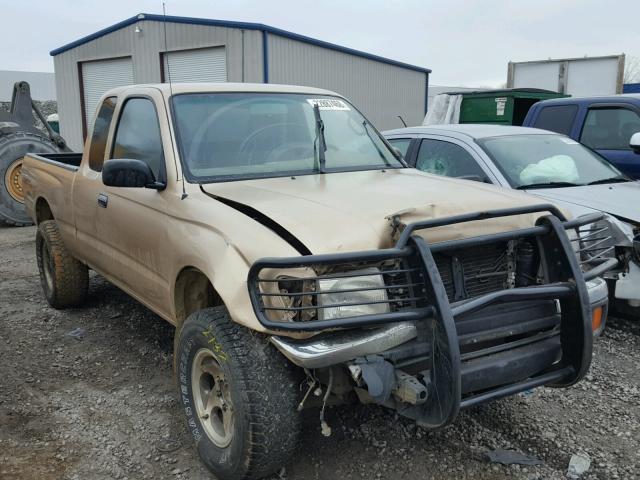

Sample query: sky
[2,0,639,87]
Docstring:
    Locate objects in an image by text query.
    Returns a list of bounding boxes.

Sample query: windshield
[476,134,628,188]
[171,93,402,181]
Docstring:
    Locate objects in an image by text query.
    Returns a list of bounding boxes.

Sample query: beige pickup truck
[22,83,610,480]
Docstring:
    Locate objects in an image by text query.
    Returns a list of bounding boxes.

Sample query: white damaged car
[385,125,639,315]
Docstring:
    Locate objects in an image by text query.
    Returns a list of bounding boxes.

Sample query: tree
[624,55,640,84]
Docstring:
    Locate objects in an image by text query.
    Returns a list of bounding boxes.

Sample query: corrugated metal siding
[163,47,227,83]
[81,57,134,132]
[54,21,263,150]
[53,18,426,150]
[267,34,425,131]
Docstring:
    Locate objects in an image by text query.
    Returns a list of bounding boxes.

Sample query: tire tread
[180,307,301,480]
[36,220,88,308]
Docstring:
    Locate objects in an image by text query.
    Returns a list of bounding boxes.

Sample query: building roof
[49,13,431,74]
[384,124,552,139]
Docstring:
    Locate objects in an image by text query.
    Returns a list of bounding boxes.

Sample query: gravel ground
[1,224,639,480]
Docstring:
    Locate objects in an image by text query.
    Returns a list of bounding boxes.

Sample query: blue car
[523,94,640,179]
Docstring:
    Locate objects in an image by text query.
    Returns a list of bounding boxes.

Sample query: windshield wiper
[313,103,327,174]
[516,181,584,190]
[587,176,630,185]
[362,119,392,167]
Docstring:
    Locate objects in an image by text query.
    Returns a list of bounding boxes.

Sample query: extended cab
[523,94,640,179]
[22,83,606,480]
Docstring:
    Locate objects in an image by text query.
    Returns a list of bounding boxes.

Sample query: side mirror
[630,132,640,153]
[102,159,165,190]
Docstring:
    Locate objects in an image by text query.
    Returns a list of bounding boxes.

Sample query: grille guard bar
[247,204,618,427]
[247,204,612,332]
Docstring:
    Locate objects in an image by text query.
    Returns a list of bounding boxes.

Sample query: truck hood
[525,181,640,225]
[202,169,551,254]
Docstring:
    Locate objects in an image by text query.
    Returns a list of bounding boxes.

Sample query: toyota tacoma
[22,83,611,480]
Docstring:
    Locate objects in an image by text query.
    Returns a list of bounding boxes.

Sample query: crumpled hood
[527,181,640,225]
[203,169,556,254]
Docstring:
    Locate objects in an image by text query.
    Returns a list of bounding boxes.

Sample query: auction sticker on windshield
[307,98,351,110]
[560,138,580,145]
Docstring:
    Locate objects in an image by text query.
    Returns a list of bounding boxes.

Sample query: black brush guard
[247,204,617,428]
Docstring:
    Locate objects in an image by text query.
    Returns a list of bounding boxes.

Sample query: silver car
[384,124,640,315]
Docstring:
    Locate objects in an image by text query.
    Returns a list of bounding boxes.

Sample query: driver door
[92,87,175,317]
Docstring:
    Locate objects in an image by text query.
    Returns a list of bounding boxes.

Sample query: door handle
[97,193,108,208]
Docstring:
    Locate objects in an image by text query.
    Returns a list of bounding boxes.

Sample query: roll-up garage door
[163,47,227,83]
[81,57,134,132]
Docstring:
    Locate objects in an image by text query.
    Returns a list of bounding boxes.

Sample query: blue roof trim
[50,13,431,74]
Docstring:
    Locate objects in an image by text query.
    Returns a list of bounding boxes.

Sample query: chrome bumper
[272,278,611,368]
[270,322,417,369]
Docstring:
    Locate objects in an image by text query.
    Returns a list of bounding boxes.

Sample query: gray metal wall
[54,19,426,150]
[267,34,426,131]
[0,71,56,101]
[54,20,263,150]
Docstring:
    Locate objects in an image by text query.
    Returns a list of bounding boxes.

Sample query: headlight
[317,267,389,320]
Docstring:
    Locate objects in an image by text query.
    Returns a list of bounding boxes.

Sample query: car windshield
[476,134,629,188]
[171,93,402,181]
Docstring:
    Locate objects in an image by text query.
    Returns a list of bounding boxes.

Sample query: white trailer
[507,55,625,97]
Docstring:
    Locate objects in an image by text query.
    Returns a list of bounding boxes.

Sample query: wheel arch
[35,196,54,224]
[173,266,223,325]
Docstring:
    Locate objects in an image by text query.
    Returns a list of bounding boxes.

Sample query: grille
[434,242,513,303]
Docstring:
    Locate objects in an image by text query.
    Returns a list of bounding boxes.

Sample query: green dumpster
[456,88,567,126]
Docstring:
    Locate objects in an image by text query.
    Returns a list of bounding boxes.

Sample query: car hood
[202,169,553,254]
[525,181,640,224]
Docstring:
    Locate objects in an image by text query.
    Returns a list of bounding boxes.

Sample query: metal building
[50,13,431,151]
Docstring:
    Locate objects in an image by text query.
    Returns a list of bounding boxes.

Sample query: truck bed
[30,152,82,170]
[21,152,83,233]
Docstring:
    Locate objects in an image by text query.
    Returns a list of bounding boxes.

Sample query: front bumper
[248,204,617,428]
[586,277,609,336]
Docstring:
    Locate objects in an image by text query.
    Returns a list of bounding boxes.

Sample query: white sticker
[495,97,507,116]
[560,137,579,145]
[307,98,350,111]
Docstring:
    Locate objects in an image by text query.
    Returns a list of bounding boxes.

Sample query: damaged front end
[571,216,640,309]
[247,204,617,429]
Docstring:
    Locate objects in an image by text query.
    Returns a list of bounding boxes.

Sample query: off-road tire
[36,220,88,309]
[176,307,302,480]
[0,132,59,226]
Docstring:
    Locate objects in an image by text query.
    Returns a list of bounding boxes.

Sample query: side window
[580,107,640,150]
[88,97,116,171]
[532,105,578,135]
[387,138,411,158]
[110,98,164,180]
[416,139,486,180]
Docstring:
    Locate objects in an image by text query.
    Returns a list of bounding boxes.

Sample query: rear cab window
[88,97,117,172]
[531,105,578,135]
